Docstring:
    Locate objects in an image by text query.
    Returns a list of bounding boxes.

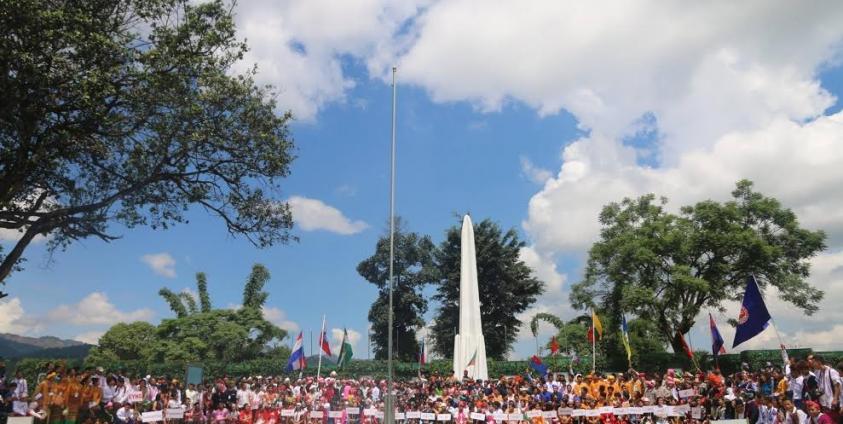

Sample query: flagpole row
[317,314,326,379]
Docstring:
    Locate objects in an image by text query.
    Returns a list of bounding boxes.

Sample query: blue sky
[4,0,843,359]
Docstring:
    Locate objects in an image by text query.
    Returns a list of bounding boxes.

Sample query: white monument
[452,214,489,380]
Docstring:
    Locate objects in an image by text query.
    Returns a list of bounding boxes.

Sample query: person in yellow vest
[47,373,67,424]
[62,369,84,424]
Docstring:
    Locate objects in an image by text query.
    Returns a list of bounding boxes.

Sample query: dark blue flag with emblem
[733,275,772,348]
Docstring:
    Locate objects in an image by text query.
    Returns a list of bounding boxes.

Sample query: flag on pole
[529,355,549,375]
[709,313,726,356]
[337,328,353,369]
[550,336,560,355]
[419,340,427,366]
[466,349,478,368]
[586,326,595,344]
[677,331,694,359]
[592,310,603,339]
[732,275,772,348]
[620,315,632,362]
[319,330,332,356]
[285,332,307,372]
[780,344,789,365]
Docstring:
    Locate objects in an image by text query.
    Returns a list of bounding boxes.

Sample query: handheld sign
[678,389,695,399]
[406,412,421,419]
[526,411,542,418]
[492,413,507,421]
[347,408,360,415]
[542,411,556,419]
[436,414,451,421]
[329,411,344,419]
[470,413,486,421]
[310,411,324,419]
[421,413,437,421]
[166,408,185,419]
[281,410,295,417]
[141,411,163,423]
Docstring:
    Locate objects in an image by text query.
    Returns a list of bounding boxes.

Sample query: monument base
[453,333,488,381]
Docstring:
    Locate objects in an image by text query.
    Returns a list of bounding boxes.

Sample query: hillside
[0,333,90,359]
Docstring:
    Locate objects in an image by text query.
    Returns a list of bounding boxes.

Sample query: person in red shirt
[806,401,833,424]
[239,407,253,424]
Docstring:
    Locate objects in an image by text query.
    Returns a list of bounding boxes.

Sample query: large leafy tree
[571,180,826,354]
[0,0,296,295]
[90,264,285,363]
[357,219,437,361]
[431,218,544,360]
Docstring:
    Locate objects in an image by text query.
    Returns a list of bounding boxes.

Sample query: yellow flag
[592,310,603,339]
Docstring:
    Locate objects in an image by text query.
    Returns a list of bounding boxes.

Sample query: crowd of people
[1,354,842,424]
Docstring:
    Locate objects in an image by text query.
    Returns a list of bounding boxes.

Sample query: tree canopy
[0,0,296,295]
[357,219,438,361]
[571,180,826,353]
[88,264,287,364]
[431,218,544,360]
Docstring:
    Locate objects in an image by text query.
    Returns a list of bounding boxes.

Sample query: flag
[592,310,603,339]
[677,331,694,359]
[550,336,560,355]
[337,328,353,369]
[587,326,595,344]
[620,315,632,362]
[780,344,789,365]
[709,313,726,356]
[466,349,478,368]
[732,275,772,348]
[319,331,332,356]
[418,340,427,366]
[529,355,549,375]
[285,332,307,372]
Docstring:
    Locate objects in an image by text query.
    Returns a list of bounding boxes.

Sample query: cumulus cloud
[0,297,42,334]
[141,252,177,278]
[261,306,301,334]
[288,196,368,235]
[519,157,553,185]
[47,292,154,325]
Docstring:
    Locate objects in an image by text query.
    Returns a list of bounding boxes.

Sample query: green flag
[337,328,353,369]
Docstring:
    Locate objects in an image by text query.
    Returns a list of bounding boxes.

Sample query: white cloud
[330,327,362,356]
[519,246,566,295]
[0,297,42,334]
[519,156,553,185]
[47,292,154,325]
[74,331,105,345]
[141,252,177,278]
[230,0,429,120]
[288,196,369,235]
[261,306,301,334]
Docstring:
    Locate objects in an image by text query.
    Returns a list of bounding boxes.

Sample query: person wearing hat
[806,400,834,424]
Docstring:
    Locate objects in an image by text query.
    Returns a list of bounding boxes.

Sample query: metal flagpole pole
[386,65,397,424]
[317,314,326,378]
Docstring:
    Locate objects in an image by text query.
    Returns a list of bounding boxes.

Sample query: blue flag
[732,276,771,348]
[529,355,549,375]
[709,313,726,356]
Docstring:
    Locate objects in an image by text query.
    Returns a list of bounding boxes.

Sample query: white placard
[129,392,144,403]
[615,408,628,416]
[691,407,702,419]
[396,413,406,420]
[653,407,667,417]
[526,411,542,418]
[375,412,385,420]
[310,411,324,419]
[571,410,585,417]
[329,411,344,418]
[642,406,656,414]
[628,407,643,415]
[12,401,28,416]
[141,411,163,423]
[678,389,695,399]
[585,410,600,418]
[407,412,421,419]
[471,413,486,421]
[558,409,572,417]
[347,408,361,415]
[7,418,34,424]
[542,411,556,419]
[365,409,377,417]
[422,413,437,421]
[166,408,185,419]
[674,405,690,414]
[281,409,295,417]
[509,414,524,421]
[437,414,451,421]
[492,413,507,421]
[598,407,613,414]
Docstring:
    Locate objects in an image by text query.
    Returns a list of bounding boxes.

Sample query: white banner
[436,414,451,421]
[407,412,421,419]
[678,389,695,399]
[329,411,344,419]
[542,411,556,419]
[310,411,324,419]
[347,408,361,415]
[421,413,437,421]
[470,413,486,421]
[526,411,542,418]
[396,413,406,420]
[166,408,185,419]
[141,411,163,423]
[281,409,295,417]
[492,413,507,421]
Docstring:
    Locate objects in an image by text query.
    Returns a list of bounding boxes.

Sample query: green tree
[431,218,544,360]
[196,272,212,312]
[357,219,437,361]
[571,180,826,354]
[0,0,297,296]
[86,322,158,362]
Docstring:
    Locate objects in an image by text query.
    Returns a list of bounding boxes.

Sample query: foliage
[529,313,566,338]
[0,0,297,292]
[196,272,212,313]
[357,219,438,361]
[89,264,285,364]
[571,180,826,354]
[432,218,544,360]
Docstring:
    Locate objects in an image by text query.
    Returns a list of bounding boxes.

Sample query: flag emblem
[738,307,749,324]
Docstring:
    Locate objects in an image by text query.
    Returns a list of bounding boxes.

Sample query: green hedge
[11,349,842,387]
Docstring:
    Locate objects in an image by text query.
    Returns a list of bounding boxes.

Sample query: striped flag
[466,349,478,368]
[620,315,632,362]
[337,328,353,369]
[592,310,603,339]
[419,340,427,366]
[709,313,726,356]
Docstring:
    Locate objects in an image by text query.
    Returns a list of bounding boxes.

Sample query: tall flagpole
[317,314,326,378]
[385,66,397,424]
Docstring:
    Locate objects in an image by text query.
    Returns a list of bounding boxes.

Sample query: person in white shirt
[782,399,807,424]
[116,402,134,424]
[757,396,778,424]
[237,382,253,409]
[812,356,841,411]
[13,371,28,400]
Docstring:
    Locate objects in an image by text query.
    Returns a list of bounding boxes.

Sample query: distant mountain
[0,333,90,359]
